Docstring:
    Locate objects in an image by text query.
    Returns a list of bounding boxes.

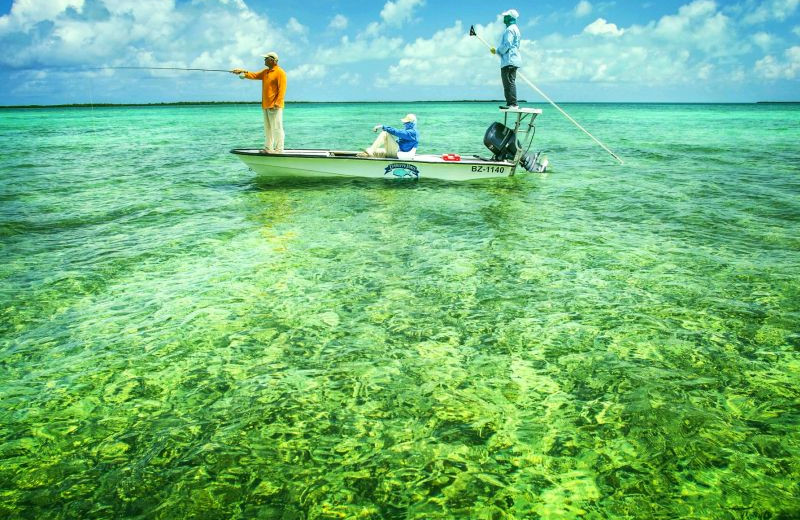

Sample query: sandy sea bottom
[0,102,798,518]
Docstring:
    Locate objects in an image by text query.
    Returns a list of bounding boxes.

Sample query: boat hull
[230,149,543,181]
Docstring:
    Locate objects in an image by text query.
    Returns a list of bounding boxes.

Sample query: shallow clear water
[1,102,799,519]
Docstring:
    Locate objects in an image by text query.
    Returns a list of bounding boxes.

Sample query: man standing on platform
[491,9,521,110]
[232,52,287,153]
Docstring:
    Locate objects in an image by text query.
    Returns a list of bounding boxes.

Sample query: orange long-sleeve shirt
[243,66,287,109]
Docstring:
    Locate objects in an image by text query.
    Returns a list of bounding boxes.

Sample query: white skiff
[230,107,548,181]
[230,150,543,181]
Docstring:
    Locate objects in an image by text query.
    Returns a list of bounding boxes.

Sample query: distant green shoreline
[1,100,797,109]
[1,100,509,109]
[0,101,260,109]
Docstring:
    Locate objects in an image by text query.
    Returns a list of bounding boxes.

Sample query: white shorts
[397,148,417,160]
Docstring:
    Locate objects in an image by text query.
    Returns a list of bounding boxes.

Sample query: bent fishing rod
[470,25,624,165]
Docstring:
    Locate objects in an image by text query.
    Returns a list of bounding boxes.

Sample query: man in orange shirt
[232,51,287,153]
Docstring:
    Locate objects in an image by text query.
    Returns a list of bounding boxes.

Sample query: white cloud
[295,2,424,90]
[0,0,288,69]
[287,17,308,36]
[288,63,327,80]
[298,3,419,87]
[755,46,800,79]
[382,21,495,87]
[2,0,798,104]
[697,63,713,80]
[339,72,361,86]
[584,18,624,36]
[744,0,800,24]
[574,1,593,17]
[364,22,382,38]
[1,0,84,27]
[329,14,348,30]
[380,1,761,92]
[380,0,425,27]
[524,15,543,29]
[313,34,404,64]
[654,0,716,36]
[650,0,736,56]
[752,32,774,51]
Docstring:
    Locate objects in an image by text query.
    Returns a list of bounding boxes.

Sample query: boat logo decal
[384,163,420,179]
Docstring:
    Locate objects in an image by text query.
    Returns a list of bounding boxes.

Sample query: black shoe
[499,104,519,110]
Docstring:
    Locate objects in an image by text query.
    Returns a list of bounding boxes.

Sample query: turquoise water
[1,102,798,519]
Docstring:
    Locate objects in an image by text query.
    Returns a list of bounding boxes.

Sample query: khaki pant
[263,108,284,152]
[367,131,416,159]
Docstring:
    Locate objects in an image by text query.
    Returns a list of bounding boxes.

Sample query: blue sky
[0,0,798,105]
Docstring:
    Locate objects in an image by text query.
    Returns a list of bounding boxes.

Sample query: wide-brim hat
[502,9,519,18]
[262,52,279,61]
[401,113,417,123]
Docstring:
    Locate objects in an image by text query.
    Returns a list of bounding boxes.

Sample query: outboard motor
[483,122,541,172]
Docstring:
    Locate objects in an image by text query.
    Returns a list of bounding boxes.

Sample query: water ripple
[1,103,798,518]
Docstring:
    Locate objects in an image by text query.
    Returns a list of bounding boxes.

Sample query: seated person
[361,114,418,159]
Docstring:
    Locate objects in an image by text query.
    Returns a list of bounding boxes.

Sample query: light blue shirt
[497,23,521,68]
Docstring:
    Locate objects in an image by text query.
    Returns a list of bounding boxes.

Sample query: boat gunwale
[229,148,514,166]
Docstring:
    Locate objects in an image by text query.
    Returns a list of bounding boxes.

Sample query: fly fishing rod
[92,66,235,73]
[470,25,624,165]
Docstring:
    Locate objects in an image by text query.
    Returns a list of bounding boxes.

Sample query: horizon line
[1,100,798,109]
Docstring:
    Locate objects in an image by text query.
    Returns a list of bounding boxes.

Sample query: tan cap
[262,52,279,61]
[401,113,416,123]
